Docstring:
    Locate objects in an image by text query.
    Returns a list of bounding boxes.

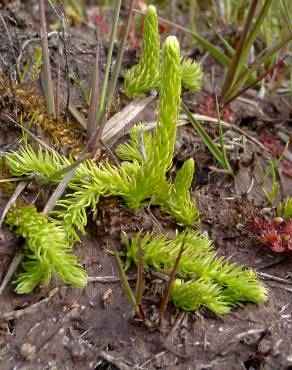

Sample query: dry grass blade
[0,14,18,81]
[0,287,59,318]
[42,160,84,215]
[39,0,56,117]
[88,276,137,283]
[66,100,87,128]
[87,43,100,140]
[0,181,27,232]
[0,251,24,296]
[41,95,117,213]
[102,95,156,144]
[5,114,56,153]
[105,0,135,119]
[0,182,28,295]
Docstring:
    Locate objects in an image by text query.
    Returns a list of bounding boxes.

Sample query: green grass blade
[87,44,100,140]
[236,0,273,79]
[215,32,235,58]
[135,240,144,306]
[114,248,140,316]
[215,97,232,171]
[98,0,121,123]
[182,102,231,171]
[221,0,259,99]
[105,0,135,118]
[190,32,231,67]
[280,0,292,32]
[221,32,292,105]
[223,54,289,106]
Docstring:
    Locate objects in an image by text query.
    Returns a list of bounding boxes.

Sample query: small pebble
[257,339,272,355]
[70,343,85,359]
[273,217,284,223]
[20,343,36,360]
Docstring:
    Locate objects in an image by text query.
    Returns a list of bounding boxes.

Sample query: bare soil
[1,2,292,369]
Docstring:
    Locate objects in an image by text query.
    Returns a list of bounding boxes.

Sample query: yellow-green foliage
[124,230,268,315]
[124,5,160,96]
[171,279,230,316]
[5,205,87,293]
[7,36,197,234]
[277,197,292,220]
[181,57,203,92]
[122,36,183,208]
[124,5,203,95]
[162,159,199,226]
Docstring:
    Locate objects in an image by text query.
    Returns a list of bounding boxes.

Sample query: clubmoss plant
[124,5,160,97]
[181,57,203,92]
[51,160,141,241]
[4,15,265,316]
[124,4,203,96]
[6,144,140,241]
[170,279,230,316]
[115,123,153,163]
[123,36,182,207]
[116,131,199,225]
[162,159,199,226]
[124,230,267,308]
[5,145,72,184]
[5,205,87,293]
[5,36,199,252]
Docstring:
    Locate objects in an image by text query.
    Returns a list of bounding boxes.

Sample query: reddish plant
[94,10,109,33]
[259,134,284,157]
[282,160,292,177]
[198,95,233,123]
[251,218,292,254]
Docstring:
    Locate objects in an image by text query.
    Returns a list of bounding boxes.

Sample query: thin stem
[0,251,24,296]
[159,242,184,324]
[97,0,121,123]
[105,0,135,119]
[56,44,61,119]
[87,43,100,140]
[0,181,27,232]
[221,0,259,99]
[223,54,289,106]
[39,0,56,117]
[215,95,231,170]
[114,247,140,317]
